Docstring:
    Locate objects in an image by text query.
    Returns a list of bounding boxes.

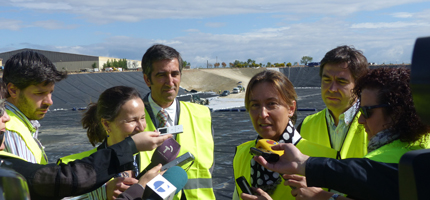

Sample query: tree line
[183,56,314,69]
[102,59,128,70]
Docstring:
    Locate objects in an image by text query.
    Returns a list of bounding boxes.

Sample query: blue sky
[1,0,430,68]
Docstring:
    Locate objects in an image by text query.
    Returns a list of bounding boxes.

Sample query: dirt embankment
[180,68,266,95]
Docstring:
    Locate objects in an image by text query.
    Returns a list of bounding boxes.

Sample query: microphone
[137,138,180,179]
[142,166,188,200]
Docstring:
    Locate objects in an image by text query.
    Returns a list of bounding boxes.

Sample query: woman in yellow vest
[233,70,303,200]
[244,68,430,200]
[58,86,171,200]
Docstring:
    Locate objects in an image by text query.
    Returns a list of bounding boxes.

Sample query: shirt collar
[326,100,360,126]
[148,94,177,121]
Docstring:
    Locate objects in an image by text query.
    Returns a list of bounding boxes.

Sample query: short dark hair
[141,44,183,83]
[82,86,142,146]
[353,67,429,145]
[319,45,368,81]
[3,50,67,97]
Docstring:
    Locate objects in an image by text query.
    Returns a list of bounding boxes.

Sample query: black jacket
[0,137,138,200]
[305,157,399,200]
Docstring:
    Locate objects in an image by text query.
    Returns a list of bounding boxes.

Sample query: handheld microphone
[137,138,180,179]
[142,166,188,200]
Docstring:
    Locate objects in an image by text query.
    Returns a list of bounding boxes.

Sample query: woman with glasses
[244,67,430,200]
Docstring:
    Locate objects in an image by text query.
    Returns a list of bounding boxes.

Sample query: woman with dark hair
[247,67,430,200]
[58,86,171,200]
[0,82,170,200]
[354,67,428,156]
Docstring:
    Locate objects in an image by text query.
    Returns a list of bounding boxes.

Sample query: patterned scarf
[367,129,399,153]
[250,120,299,194]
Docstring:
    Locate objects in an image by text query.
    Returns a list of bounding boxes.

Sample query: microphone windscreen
[137,138,181,180]
[163,166,188,194]
[152,138,181,164]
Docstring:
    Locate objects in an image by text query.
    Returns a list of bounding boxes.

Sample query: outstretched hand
[131,131,172,151]
[253,143,309,175]
[137,164,164,187]
[241,187,273,200]
[106,177,138,200]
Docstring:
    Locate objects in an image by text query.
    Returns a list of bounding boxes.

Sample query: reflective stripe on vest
[300,108,368,159]
[142,101,215,200]
[58,148,97,164]
[5,110,48,164]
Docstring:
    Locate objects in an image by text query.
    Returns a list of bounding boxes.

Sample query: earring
[106,130,110,137]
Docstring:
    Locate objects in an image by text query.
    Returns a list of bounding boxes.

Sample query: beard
[17,93,49,120]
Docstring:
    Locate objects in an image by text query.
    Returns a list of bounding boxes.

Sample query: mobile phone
[157,125,183,136]
[236,176,254,195]
[250,147,280,163]
[161,152,195,171]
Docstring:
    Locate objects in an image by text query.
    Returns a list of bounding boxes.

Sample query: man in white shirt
[140,44,215,200]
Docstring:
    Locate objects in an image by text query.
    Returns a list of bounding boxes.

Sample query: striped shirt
[3,101,48,163]
[326,101,360,151]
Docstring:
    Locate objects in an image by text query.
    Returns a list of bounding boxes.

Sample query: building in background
[0,48,140,72]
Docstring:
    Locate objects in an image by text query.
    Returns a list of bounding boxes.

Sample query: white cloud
[184,29,200,32]
[12,2,72,10]
[3,0,428,67]
[351,21,430,29]
[391,12,413,18]
[4,0,425,23]
[31,20,77,29]
[205,22,226,28]
[0,19,23,30]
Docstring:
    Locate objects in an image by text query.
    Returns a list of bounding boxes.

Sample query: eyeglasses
[359,104,390,119]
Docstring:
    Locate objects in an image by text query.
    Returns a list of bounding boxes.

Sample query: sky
[1,0,430,68]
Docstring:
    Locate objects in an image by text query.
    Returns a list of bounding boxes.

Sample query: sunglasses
[359,104,390,119]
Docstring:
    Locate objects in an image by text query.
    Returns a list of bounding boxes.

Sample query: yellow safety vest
[58,147,145,172]
[0,151,27,160]
[233,140,293,200]
[5,110,48,164]
[233,138,337,200]
[142,101,215,200]
[300,108,367,159]
[365,138,430,163]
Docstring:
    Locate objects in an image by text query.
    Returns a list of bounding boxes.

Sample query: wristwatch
[328,194,339,200]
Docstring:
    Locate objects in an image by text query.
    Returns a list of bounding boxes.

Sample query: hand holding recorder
[131,131,172,152]
[253,143,309,176]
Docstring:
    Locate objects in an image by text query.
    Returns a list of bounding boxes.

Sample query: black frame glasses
[359,104,390,119]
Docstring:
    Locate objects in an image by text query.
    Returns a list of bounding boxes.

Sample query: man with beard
[140,44,215,200]
[2,50,67,164]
